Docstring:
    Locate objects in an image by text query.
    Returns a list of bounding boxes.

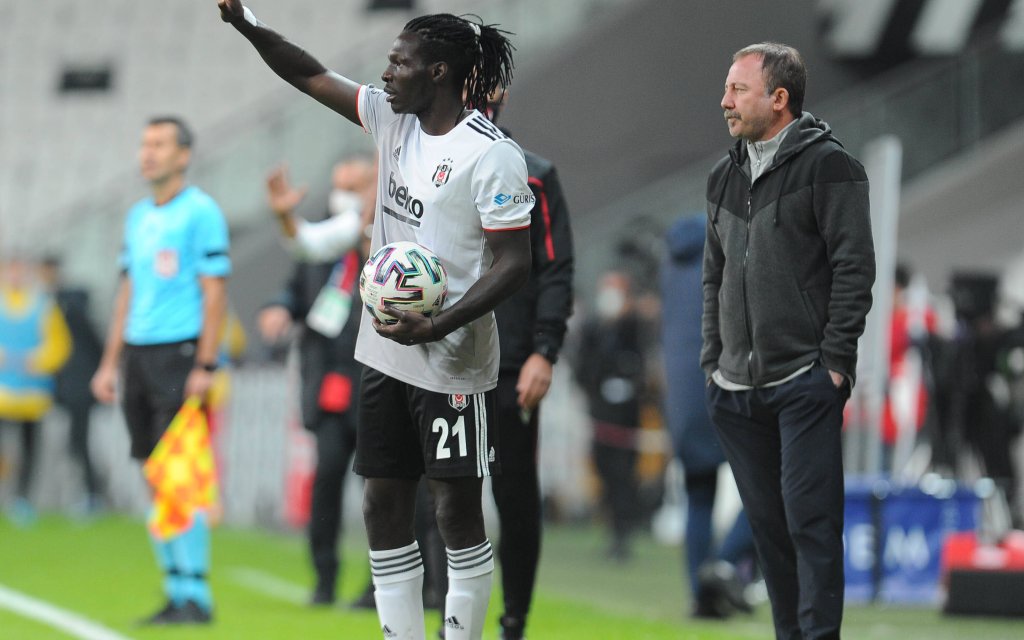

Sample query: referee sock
[149,532,183,606]
[444,540,494,640]
[369,541,425,640]
[169,511,213,612]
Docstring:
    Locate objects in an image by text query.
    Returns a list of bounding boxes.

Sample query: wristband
[196,361,219,373]
[242,6,259,26]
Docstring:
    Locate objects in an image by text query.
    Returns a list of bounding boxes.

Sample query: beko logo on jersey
[388,172,424,218]
[493,192,536,206]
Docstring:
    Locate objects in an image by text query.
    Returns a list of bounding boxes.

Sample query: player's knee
[361,483,398,528]
[434,494,484,548]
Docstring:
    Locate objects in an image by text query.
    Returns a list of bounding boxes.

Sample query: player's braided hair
[402,13,515,110]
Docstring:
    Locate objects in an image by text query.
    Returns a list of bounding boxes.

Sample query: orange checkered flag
[143,396,219,540]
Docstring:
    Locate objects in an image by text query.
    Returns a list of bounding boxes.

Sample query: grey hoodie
[701,112,875,386]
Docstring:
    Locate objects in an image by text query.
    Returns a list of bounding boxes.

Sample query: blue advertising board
[844,478,979,604]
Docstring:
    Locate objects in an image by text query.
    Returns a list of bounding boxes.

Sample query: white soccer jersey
[353,85,533,394]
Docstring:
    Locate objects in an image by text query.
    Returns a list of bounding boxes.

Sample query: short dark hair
[733,42,806,117]
[402,14,515,111]
[895,263,911,289]
[147,115,194,148]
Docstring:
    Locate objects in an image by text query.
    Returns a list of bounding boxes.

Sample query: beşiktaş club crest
[448,393,469,412]
[432,158,453,187]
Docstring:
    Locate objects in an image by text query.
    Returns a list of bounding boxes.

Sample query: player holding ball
[217,3,533,639]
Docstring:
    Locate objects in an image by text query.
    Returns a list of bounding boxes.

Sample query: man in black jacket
[491,143,574,640]
[464,90,574,640]
[702,43,874,640]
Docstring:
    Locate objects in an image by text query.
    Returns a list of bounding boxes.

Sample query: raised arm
[218,0,362,126]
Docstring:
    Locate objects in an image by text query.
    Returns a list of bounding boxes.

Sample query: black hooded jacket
[701,112,875,386]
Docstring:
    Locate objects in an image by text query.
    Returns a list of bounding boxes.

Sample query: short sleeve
[357,84,401,138]
[195,201,232,277]
[473,141,532,231]
[118,206,137,273]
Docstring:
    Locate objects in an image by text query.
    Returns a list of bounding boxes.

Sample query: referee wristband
[195,361,219,373]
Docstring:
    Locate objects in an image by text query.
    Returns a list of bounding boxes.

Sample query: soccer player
[217,4,532,640]
[91,116,230,625]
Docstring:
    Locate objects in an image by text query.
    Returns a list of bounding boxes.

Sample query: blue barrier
[843,477,979,604]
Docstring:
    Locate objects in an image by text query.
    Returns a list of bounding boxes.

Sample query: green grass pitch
[1,515,1021,639]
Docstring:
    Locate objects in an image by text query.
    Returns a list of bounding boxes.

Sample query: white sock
[443,540,494,640]
[369,541,425,640]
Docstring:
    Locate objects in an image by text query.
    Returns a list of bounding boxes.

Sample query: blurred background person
[268,158,377,264]
[937,272,1023,526]
[573,269,646,562]
[0,253,72,526]
[661,215,755,619]
[880,263,938,475]
[258,156,375,606]
[39,255,106,517]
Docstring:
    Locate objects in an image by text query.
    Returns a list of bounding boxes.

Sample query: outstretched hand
[266,165,307,216]
[217,0,243,22]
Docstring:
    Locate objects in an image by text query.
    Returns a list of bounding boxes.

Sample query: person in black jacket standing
[257,158,375,606]
[702,43,874,640]
[490,99,574,640]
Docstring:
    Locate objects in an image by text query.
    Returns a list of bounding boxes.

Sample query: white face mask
[328,189,363,218]
[595,287,626,320]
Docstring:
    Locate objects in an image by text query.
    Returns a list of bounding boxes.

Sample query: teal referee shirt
[119,186,231,345]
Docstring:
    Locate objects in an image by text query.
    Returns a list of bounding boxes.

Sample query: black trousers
[309,411,358,593]
[491,371,543,627]
[592,442,638,548]
[1,420,38,499]
[64,403,100,497]
[706,365,847,640]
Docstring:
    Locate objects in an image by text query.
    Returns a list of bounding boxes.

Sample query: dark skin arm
[217,0,361,126]
[375,229,532,345]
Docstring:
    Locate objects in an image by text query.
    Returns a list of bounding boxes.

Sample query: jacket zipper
[742,185,754,383]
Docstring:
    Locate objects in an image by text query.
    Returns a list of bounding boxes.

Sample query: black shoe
[500,615,526,639]
[138,601,182,626]
[698,560,752,615]
[309,585,335,607]
[606,539,632,563]
[349,586,376,610]
[177,600,213,624]
[690,596,729,620]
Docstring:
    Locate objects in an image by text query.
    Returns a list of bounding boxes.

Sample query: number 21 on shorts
[432,416,467,459]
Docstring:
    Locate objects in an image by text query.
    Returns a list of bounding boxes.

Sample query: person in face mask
[258,156,376,605]
[266,157,376,263]
[572,270,647,561]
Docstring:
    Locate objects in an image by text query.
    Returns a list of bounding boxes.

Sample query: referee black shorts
[120,340,196,460]
[354,367,500,479]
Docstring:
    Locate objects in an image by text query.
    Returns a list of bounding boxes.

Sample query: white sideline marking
[226,566,307,604]
[0,583,133,640]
